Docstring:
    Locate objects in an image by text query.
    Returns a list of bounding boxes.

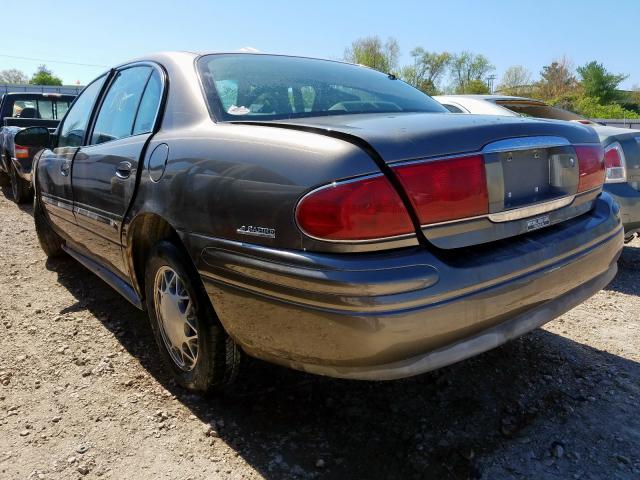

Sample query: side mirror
[14,127,51,148]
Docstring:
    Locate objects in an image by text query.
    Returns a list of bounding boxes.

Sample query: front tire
[33,194,65,258]
[9,163,32,204]
[144,241,242,393]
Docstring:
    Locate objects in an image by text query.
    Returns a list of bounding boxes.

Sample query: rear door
[38,75,109,232]
[69,63,164,276]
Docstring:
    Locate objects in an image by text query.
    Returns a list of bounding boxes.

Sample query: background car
[435,94,640,242]
[0,92,75,203]
[16,53,622,394]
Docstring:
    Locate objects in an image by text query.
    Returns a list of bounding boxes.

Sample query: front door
[70,64,164,277]
[37,75,108,234]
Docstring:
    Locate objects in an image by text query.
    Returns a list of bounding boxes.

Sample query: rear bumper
[605,182,640,234]
[190,193,623,380]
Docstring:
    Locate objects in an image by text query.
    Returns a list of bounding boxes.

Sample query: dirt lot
[0,191,638,480]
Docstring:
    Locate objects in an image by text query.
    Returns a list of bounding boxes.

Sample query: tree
[0,68,28,84]
[574,95,640,119]
[497,65,532,96]
[30,65,63,86]
[464,79,491,94]
[538,56,576,99]
[576,61,627,105]
[344,36,400,73]
[449,52,494,94]
[400,48,451,95]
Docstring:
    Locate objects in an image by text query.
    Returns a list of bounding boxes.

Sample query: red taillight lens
[603,142,626,183]
[296,175,414,241]
[393,155,488,225]
[575,145,605,192]
[15,146,29,159]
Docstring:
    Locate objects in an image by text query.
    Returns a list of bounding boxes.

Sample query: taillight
[575,145,605,192]
[15,146,29,159]
[603,142,626,183]
[392,155,488,225]
[296,175,414,241]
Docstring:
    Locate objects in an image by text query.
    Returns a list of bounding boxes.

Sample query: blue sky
[4,0,638,89]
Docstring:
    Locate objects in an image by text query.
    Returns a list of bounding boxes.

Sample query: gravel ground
[0,191,638,480]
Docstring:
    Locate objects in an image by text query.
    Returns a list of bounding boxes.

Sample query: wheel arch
[125,212,187,305]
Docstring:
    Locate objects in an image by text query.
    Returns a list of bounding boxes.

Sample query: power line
[0,53,108,68]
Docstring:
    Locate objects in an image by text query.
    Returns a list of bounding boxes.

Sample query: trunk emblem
[237,225,276,239]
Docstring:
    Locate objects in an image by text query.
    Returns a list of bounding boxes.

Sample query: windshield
[197,54,447,121]
[495,101,585,121]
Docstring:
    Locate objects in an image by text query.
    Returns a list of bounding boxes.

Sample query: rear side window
[58,75,107,148]
[443,104,464,113]
[90,66,151,145]
[37,100,72,119]
[495,101,584,121]
[55,100,70,119]
[133,69,162,135]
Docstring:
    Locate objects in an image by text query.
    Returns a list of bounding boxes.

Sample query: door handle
[60,160,71,177]
[115,161,132,179]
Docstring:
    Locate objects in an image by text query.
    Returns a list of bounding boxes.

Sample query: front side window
[58,75,107,148]
[90,66,151,145]
[197,54,447,121]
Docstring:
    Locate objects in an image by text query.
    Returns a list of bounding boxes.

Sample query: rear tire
[9,164,32,204]
[144,240,242,394]
[0,152,10,187]
[34,194,65,258]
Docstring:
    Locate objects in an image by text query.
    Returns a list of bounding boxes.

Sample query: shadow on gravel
[46,256,640,480]
[0,185,33,215]
[605,243,640,296]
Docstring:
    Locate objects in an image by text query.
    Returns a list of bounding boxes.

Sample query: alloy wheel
[153,266,199,371]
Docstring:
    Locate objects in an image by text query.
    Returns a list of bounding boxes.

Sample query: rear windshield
[10,97,73,120]
[197,54,447,121]
[495,101,584,121]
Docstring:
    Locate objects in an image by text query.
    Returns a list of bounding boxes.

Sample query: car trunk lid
[235,113,604,249]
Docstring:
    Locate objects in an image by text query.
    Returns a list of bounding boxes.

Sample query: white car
[433,94,640,242]
[434,94,596,123]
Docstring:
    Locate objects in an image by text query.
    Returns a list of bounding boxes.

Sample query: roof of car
[434,94,545,103]
[125,50,359,68]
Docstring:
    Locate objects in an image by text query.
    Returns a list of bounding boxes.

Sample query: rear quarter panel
[126,121,384,252]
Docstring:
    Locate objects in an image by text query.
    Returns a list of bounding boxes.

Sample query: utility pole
[486,75,497,94]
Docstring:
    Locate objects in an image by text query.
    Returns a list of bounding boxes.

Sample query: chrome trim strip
[41,193,73,212]
[482,136,570,153]
[73,206,118,228]
[420,187,601,228]
[487,196,575,222]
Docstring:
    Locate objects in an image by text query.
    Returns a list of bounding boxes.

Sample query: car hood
[264,112,600,163]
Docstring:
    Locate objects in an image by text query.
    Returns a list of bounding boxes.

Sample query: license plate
[526,215,550,232]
